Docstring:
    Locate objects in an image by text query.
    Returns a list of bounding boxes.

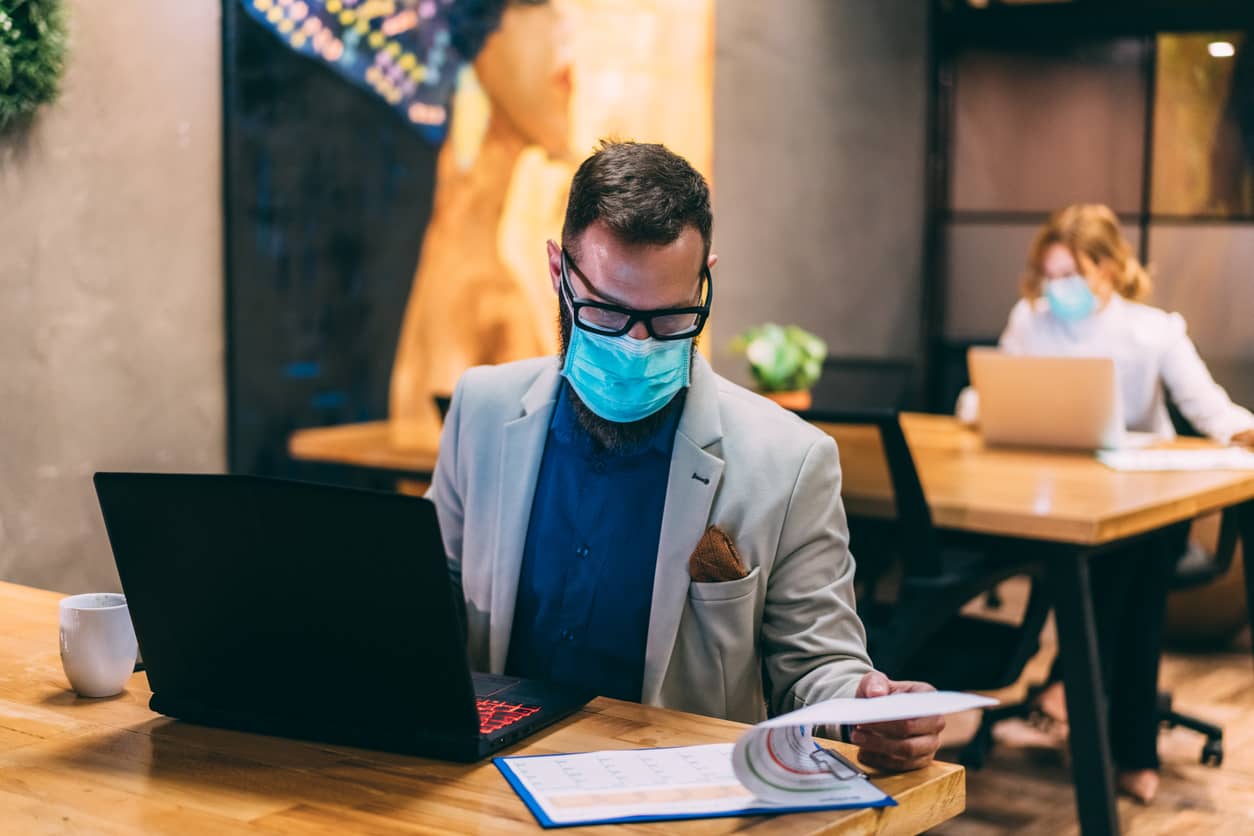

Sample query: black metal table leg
[1045,547,1120,836]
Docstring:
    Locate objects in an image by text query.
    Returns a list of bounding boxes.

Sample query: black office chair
[801,407,1052,766]
[1151,400,1241,766]
[1153,512,1239,767]
[808,358,918,413]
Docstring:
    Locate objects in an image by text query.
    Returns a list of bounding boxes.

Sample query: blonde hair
[1022,204,1152,302]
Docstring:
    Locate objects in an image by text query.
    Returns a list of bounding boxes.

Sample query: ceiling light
[1208,41,1236,58]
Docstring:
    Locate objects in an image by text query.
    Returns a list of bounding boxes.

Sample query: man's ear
[547,239,563,296]
[707,251,719,270]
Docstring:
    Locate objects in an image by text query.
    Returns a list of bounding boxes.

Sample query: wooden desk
[289,421,438,478]
[823,412,1254,545]
[821,413,1254,836]
[0,581,965,835]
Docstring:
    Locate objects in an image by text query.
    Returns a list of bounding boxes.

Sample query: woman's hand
[1232,429,1254,448]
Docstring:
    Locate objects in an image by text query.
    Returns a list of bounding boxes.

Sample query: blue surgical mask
[1044,274,1097,323]
[562,327,692,423]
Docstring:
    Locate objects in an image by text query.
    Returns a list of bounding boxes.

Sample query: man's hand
[850,671,945,772]
[1232,429,1254,448]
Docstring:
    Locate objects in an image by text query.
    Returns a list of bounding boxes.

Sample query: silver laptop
[967,348,1153,451]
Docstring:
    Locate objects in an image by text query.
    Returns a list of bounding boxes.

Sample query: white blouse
[959,295,1254,444]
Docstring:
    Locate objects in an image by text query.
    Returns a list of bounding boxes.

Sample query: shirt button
[590,459,606,474]
[576,546,590,559]
[561,628,575,642]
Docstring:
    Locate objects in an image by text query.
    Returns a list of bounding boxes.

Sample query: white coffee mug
[59,593,138,698]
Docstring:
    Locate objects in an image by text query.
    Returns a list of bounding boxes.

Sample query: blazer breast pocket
[688,565,761,603]
[683,565,764,720]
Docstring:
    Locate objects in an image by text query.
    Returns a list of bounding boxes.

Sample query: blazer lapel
[488,361,561,672]
[641,356,725,703]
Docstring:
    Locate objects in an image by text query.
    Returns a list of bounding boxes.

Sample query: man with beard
[429,141,943,772]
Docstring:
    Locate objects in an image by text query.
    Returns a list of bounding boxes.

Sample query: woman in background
[961,203,1254,803]
[960,204,1254,445]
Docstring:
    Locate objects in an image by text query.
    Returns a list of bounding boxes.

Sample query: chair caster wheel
[1201,740,1223,767]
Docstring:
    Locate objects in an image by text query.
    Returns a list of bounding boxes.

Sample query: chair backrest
[1161,391,1242,586]
[928,338,997,413]
[800,408,941,577]
[810,359,918,413]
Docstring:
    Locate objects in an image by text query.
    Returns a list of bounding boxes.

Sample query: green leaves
[0,0,67,132]
[730,323,828,393]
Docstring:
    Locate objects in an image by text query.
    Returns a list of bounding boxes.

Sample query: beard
[558,305,692,453]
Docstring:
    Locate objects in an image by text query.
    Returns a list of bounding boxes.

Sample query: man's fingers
[851,729,939,761]
[857,714,946,739]
[857,749,934,773]
[857,671,892,698]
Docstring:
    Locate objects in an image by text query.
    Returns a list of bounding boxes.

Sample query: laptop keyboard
[477,698,541,736]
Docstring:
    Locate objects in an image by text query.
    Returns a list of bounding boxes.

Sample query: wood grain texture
[0,582,964,835]
[817,413,1254,546]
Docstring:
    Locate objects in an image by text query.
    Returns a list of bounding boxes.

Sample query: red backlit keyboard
[477,698,541,736]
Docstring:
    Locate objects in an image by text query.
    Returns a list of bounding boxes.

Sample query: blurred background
[0,0,1251,632]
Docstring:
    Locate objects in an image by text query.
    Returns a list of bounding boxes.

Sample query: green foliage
[0,0,67,131]
[730,323,828,393]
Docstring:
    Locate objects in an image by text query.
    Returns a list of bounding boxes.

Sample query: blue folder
[494,749,897,829]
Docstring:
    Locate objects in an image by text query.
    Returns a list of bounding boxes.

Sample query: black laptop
[92,472,589,762]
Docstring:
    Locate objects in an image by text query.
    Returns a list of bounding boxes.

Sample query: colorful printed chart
[241,0,487,142]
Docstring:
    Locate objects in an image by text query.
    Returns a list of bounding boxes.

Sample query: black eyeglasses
[560,246,712,341]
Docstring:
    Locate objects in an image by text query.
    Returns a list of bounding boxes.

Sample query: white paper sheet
[733,692,997,803]
[499,743,890,825]
[1098,447,1254,472]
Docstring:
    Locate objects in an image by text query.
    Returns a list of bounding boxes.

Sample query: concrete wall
[712,0,929,385]
[0,1,224,593]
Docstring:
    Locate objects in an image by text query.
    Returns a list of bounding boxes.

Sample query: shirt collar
[549,379,686,457]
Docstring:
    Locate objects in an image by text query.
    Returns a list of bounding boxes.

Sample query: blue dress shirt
[505,381,684,701]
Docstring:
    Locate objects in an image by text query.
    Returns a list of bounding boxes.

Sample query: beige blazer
[429,354,874,724]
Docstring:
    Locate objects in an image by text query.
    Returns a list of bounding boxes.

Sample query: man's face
[545,221,717,450]
[547,221,710,331]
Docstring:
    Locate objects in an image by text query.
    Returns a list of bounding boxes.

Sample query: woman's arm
[1159,314,1254,445]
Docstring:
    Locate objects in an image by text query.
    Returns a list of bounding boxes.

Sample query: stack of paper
[1098,447,1254,472]
[496,691,996,827]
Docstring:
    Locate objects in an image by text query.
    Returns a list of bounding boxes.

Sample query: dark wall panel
[224,6,439,478]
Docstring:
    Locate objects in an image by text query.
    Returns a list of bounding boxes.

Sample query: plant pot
[762,389,812,411]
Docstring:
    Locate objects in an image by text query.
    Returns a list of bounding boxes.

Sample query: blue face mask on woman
[1044,274,1097,323]
[562,328,692,424]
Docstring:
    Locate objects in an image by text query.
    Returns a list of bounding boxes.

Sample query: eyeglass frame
[559,245,713,341]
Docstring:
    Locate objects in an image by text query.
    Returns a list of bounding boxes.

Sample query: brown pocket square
[689,525,749,583]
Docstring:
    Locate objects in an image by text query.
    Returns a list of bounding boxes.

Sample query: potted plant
[730,323,827,410]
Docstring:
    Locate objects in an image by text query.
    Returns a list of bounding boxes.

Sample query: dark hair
[562,140,713,259]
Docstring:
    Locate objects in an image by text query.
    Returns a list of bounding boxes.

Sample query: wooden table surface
[289,421,438,476]
[819,413,1254,545]
[0,582,965,835]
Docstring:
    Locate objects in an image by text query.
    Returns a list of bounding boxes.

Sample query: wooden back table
[0,581,965,835]
[817,413,1254,836]
[821,412,1254,545]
